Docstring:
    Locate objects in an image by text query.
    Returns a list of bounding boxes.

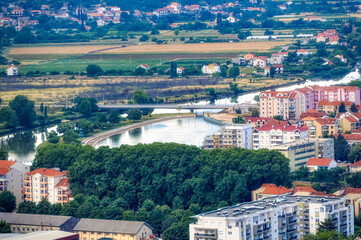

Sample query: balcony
[194,233,217,239]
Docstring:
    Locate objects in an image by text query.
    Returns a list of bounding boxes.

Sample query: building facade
[73,219,153,240]
[190,195,354,240]
[259,91,299,120]
[24,168,70,204]
[204,125,253,150]
[253,125,308,150]
[0,160,30,205]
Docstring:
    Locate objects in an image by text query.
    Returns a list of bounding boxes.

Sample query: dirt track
[10,41,291,55]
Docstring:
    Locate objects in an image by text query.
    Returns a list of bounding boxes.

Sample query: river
[1,69,360,163]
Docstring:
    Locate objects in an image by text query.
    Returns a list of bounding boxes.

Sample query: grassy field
[5,40,291,73]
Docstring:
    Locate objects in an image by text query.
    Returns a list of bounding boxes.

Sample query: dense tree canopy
[9,95,36,127]
[0,191,16,212]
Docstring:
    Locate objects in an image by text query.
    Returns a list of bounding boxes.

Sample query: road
[98,103,257,110]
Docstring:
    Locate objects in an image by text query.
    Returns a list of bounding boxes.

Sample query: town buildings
[270,138,334,171]
[189,195,354,240]
[259,91,298,120]
[0,160,30,205]
[73,219,153,240]
[334,188,361,217]
[253,124,308,150]
[251,183,290,201]
[6,64,18,76]
[24,168,71,204]
[349,160,361,173]
[204,124,253,150]
[0,212,78,233]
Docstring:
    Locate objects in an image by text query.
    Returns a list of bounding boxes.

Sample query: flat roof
[1,231,78,240]
[194,195,343,218]
[270,138,332,150]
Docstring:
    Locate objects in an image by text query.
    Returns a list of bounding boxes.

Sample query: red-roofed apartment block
[0,160,30,205]
[25,168,70,204]
[334,187,361,216]
[251,183,291,201]
[306,158,337,172]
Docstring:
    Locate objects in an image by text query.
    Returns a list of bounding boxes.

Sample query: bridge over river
[98,103,257,111]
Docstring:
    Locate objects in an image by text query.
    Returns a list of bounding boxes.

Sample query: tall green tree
[170,61,177,78]
[0,107,19,129]
[270,66,275,78]
[127,109,142,122]
[36,199,51,214]
[108,111,121,123]
[0,191,16,212]
[318,218,336,232]
[9,95,36,127]
[44,106,48,119]
[0,147,8,160]
[351,103,358,113]
[347,172,361,188]
[339,102,346,113]
[133,90,150,104]
[40,103,44,113]
[232,116,245,124]
[86,64,103,76]
[17,201,37,213]
[79,99,92,116]
[334,134,350,161]
[228,66,240,80]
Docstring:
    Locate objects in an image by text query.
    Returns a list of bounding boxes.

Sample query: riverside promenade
[81,114,194,147]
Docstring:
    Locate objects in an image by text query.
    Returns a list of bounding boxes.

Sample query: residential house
[24,168,70,204]
[253,124,308,150]
[11,8,24,16]
[300,110,326,125]
[190,195,354,240]
[271,138,334,171]
[6,64,18,76]
[0,160,30,205]
[138,64,150,71]
[329,35,340,45]
[335,55,347,63]
[297,49,311,56]
[244,53,255,61]
[0,212,78,233]
[268,54,284,65]
[251,183,291,201]
[73,219,153,240]
[279,5,286,10]
[231,57,247,66]
[184,5,201,12]
[316,34,327,43]
[110,6,121,12]
[153,8,170,16]
[244,117,288,128]
[226,13,236,23]
[202,63,221,74]
[272,64,284,73]
[349,160,361,173]
[264,67,270,75]
[252,56,267,68]
[307,15,326,22]
[334,188,361,216]
[306,158,337,172]
[169,2,181,13]
[312,118,341,138]
[203,124,253,150]
[176,67,185,75]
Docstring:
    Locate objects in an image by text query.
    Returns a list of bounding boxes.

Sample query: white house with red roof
[24,168,70,204]
[306,158,337,172]
[253,124,308,149]
[0,160,30,205]
[350,160,361,173]
[138,64,150,71]
[297,49,311,56]
[176,67,185,75]
[251,183,291,201]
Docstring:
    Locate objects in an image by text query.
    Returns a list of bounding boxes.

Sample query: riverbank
[82,113,195,147]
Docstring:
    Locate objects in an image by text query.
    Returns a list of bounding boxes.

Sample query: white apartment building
[253,125,308,150]
[24,168,70,204]
[260,91,299,120]
[0,160,30,205]
[204,124,253,150]
[190,195,354,240]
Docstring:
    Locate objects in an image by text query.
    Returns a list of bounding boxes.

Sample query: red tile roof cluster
[260,183,291,195]
[344,117,358,123]
[297,49,309,52]
[272,64,284,68]
[291,186,316,194]
[334,134,361,141]
[27,168,66,177]
[256,124,307,132]
[306,158,333,166]
[317,100,353,106]
[350,160,361,167]
[0,160,16,175]
[337,187,361,196]
[55,178,69,188]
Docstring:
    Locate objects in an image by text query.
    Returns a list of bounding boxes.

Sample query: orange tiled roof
[338,187,361,196]
[55,177,69,188]
[26,168,66,177]
[350,160,361,167]
[260,183,291,195]
[291,186,316,194]
[306,158,333,166]
[314,118,337,125]
[345,117,358,123]
[334,133,361,140]
[300,111,326,118]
